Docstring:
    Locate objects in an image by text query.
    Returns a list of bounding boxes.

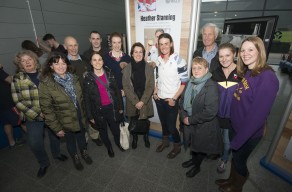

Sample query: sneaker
[217,159,227,173]
[81,150,93,165]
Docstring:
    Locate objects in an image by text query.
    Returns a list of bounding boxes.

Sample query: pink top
[95,73,111,106]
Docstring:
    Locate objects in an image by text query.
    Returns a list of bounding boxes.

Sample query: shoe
[54,154,68,162]
[92,138,103,146]
[143,134,150,148]
[108,147,115,158]
[81,150,93,165]
[37,165,49,178]
[167,143,181,159]
[217,159,227,173]
[182,159,194,168]
[72,154,84,170]
[132,134,138,149]
[117,144,126,152]
[186,166,200,178]
[156,136,169,152]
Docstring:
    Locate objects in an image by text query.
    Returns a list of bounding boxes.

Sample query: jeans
[46,124,61,158]
[231,128,262,177]
[99,104,120,149]
[220,128,230,162]
[64,127,87,156]
[26,121,50,168]
[155,99,180,143]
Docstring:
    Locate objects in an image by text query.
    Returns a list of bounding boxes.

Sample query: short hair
[130,42,146,59]
[21,40,43,57]
[192,56,209,69]
[14,50,40,72]
[41,52,72,78]
[42,33,55,41]
[90,31,102,38]
[155,29,164,35]
[237,36,272,78]
[218,42,236,54]
[158,33,174,55]
[201,23,220,37]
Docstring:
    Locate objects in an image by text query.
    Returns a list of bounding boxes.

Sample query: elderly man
[193,23,220,73]
[64,36,103,147]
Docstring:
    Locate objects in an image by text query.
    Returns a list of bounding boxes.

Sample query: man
[83,31,108,63]
[63,36,103,146]
[42,33,67,54]
[193,23,220,73]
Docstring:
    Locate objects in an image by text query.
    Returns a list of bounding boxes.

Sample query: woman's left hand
[183,117,190,125]
[135,101,144,110]
[165,98,176,107]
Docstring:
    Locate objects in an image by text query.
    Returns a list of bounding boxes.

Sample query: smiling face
[64,37,79,57]
[132,46,144,63]
[51,58,67,77]
[192,62,208,79]
[90,33,102,50]
[20,55,37,73]
[158,37,172,56]
[111,36,122,52]
[240,41,259,69]
[91,53,104,71]
[219,48,235,68]
[202,26,217,48]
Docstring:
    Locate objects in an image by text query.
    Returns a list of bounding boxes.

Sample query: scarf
[183,72,212,116]
[131,58,146,99]
[53,72,77,108]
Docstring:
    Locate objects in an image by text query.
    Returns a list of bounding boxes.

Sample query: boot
[156,136,170,152]
[80,149,93,165]
[216,160,235,186]
[107,146,115,158]
[132,134,138,149]
[167,142,181,159]
[219,169,247,192]
[72,153,84,170]
[143,134,150,148]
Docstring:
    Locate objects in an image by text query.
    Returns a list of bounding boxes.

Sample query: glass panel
[266,0,292,10]
[201,1,227,12]
[227,0,265,11]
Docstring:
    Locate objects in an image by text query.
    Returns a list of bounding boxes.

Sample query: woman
[179,57,222,177]
[212,43,241,173]
[39,53,92,171]
[216,37,279,192]
[11,50,67,178]
[122,42,155,149]
[153,33,188,159]
[83,51,124,158]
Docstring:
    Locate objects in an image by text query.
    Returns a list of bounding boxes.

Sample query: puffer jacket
[39,74,86,133]
[83,67,123,127]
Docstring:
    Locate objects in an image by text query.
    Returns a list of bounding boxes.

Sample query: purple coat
[230,69,279,150]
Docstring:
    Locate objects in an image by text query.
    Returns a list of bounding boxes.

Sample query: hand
[39,113,45,119]
[165,98,175,106]
[183,117,190,125]
[121,90,125,97]
[90,119,95,124]
[119,62,128,69]
[56,130,65,137]
[153,94,159,100]
[135,101,144,110]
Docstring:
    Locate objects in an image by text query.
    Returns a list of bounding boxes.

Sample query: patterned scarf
[53,72,77,108]
[183,72,212,116]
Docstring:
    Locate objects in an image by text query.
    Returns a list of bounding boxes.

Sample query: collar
[67,54,82,61]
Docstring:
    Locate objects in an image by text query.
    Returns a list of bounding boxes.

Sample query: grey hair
[201,23,219,36]
[155,28,164,35]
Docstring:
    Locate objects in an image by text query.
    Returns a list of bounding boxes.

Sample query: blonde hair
[192,56,209,68]
[14,50,40,72]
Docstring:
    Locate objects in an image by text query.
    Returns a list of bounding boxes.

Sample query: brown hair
[237,36,273,78]
[14,50,40,73]
[192,56,209,68]
[158,33,174,55]
[130,42,146,58]
[218,42,236,54]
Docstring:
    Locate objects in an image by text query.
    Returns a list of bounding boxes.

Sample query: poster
[134,0,184,54]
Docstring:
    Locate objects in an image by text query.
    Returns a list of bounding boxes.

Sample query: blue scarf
[53,72,77,108]
[183,72,212,116]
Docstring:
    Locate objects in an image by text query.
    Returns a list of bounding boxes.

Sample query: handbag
[128,116,150,133]
[120,121,130,150]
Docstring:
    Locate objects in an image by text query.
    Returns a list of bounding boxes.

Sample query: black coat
[193,47,220,73]
[83,67,123,129]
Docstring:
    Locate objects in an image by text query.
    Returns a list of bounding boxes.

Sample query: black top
[0,69,15,111]
[131,59,146,99]
[52,44,67,55]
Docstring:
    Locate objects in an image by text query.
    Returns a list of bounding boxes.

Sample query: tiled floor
[0,66,291,192]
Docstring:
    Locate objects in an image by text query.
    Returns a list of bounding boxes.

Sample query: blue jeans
[26,121,50,168]
[231,128,262,177]
[220,128,230,162]
[155,99,180,143]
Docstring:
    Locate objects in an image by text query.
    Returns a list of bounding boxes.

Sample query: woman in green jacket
[39,53,92,171]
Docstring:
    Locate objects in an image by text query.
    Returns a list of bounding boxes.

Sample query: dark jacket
[212,67,241,129]
[179,79,222,154]
[83,67,123,129]
[122,61,155,119]
[193,47,220,73]
[39,74,86,133]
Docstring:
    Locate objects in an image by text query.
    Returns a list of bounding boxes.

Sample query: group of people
[0,23,279,192]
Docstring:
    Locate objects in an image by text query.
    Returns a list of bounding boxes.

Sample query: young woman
[83,52,124,158]
[153,33,188,159]
[122,42,155,149]
[39,53,92,171]
[216,37,279,192]
[179,57,222,177]
[11,50,67,177]
[212,43,241,173]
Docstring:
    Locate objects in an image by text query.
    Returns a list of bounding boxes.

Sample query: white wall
[0,0,126,74]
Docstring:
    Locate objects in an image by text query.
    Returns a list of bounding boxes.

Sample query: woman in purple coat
[216,37,279,192]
